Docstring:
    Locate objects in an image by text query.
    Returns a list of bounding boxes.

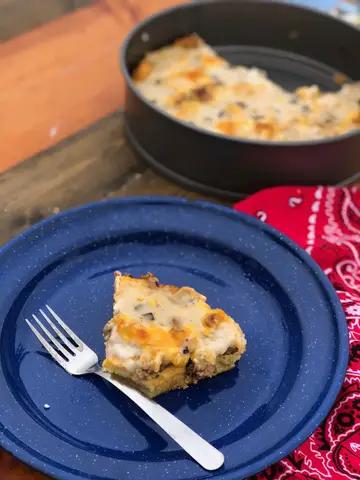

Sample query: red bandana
[234,187,360,480]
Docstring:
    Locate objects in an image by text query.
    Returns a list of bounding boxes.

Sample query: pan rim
[120,0,360,148]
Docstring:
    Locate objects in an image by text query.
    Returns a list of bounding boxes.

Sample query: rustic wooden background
[0,112,219,247]
[0,0,187,173]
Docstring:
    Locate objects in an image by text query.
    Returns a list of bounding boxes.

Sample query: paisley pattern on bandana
[235,186,360,480]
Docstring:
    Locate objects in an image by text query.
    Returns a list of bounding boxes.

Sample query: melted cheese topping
[132,34,360,141]
[103,273,246,375]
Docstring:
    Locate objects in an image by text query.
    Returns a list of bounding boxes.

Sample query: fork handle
[96,370,224,471]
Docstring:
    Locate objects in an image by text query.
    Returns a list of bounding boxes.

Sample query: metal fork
[26,305,224,471]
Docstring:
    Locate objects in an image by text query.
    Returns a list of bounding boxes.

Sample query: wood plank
[106,0,188,22]
[0,107,222,246]
[0,3,128,173]
[0,0,94,41]
[0,0,188,174]
[0,112,142,245]
[113,169,225,203]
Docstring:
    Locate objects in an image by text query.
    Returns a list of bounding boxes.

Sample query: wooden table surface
[0,1,359,479]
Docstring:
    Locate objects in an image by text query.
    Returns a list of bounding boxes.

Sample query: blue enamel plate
[0,197,348,480]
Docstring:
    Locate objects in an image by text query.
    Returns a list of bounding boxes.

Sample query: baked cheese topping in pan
[132,34,360,141]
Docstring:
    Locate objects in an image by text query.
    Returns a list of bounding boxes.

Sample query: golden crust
[102,272,246,397]
[132,60,153,82]
[174,33,203,49]
[105,351,240,398]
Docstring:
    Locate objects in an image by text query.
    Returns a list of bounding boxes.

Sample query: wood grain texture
[106,0,186,22]
[0,0,94,41]
[0,0,188,173]
[114,169,223,203]
[0,110,218,247]
[0,112,142,245]
[0,2,127,173]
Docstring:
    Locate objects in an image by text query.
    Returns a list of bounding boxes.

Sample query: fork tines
[26,305,83,367]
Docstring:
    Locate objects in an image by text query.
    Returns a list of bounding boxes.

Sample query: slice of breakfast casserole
[102,272,246,397]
